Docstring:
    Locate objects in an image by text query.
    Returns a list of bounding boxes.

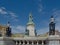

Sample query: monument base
[0,37,15,45]
[48,35,60,45]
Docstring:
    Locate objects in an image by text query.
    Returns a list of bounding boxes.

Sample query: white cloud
[13,18,19,22]
[9,12,18,21]
[38,0,44,13]
[0,7,18,21]
[11,25,25,33]
[9,12,18,18]
[0,7,8,15]
[16,26,25,31]
[39,4,43,12]
[37,27,49,35]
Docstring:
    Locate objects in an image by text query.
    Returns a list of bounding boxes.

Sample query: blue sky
[0,0,60,35]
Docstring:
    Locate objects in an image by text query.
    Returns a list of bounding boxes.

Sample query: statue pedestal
[48,35,60,45]
[0,37,15,45]
[49,35,59,37]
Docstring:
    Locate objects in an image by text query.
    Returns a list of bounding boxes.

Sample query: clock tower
[49,16,55,35]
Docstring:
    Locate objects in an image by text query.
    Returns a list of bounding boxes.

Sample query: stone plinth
[48,35,60,45]
[0,37,15,45]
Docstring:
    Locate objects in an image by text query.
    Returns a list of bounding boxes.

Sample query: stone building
[0,13,60,45]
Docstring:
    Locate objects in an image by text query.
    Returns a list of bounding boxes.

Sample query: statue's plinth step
[0,37,15,45]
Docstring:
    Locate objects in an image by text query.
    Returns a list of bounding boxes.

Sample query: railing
[15,44,47,45]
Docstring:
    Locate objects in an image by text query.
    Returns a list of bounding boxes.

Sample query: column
[37,41,38,45]
[32,41,34,45]
[42,40,44,45]
[23,41,25,45]
[19,41,21,45]
[27,41,29,45]
[16,41,18,45]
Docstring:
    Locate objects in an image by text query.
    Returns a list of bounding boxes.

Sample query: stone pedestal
[48,35,60,45]
[0,37,15,45]
[49,40,59,45]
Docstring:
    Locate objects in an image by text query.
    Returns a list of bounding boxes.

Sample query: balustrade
[15,40,46,45]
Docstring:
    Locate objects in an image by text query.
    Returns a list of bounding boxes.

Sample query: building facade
[0,13,60,45]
